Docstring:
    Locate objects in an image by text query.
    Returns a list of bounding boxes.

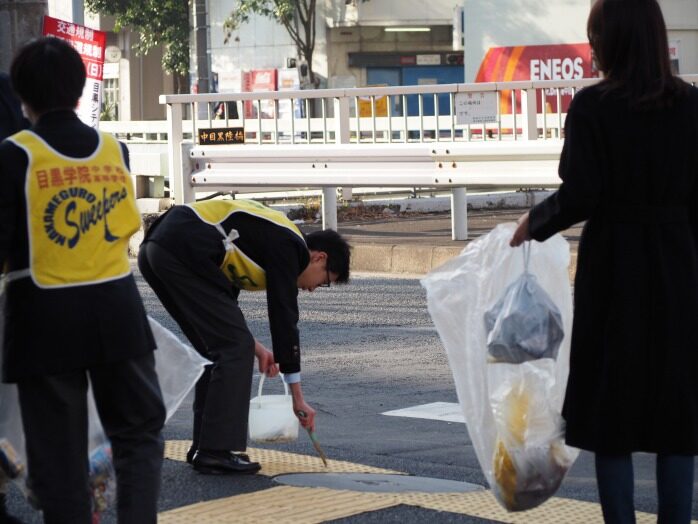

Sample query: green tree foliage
[84,0,190,92]
[224,0,368,87]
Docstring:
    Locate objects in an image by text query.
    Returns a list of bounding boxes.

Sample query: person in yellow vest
[138,199,351,474]
[0,37,166,522]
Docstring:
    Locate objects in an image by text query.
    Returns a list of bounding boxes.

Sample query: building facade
[4,0,694,122]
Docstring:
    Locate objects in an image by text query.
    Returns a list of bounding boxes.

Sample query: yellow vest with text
[10,130,141,288]
[187,199,305,291]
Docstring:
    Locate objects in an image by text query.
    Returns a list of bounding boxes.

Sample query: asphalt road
[5,269,698,522]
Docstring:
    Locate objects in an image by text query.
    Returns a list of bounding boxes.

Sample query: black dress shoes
[192,450,261,475]
[187,446,250,465]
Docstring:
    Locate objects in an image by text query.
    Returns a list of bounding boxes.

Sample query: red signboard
[242,69,278,119]
[43,15,107,128]
[475,43,598,113]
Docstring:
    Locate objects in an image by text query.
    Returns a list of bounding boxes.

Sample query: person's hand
[510,211,532,247]
[294,401,316,433]
[289,382,316,432]
[254,341,279,377]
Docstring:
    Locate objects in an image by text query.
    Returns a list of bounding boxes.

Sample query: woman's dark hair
[306,230,351,284]
[587,0,687,108]
[10,37,86,115]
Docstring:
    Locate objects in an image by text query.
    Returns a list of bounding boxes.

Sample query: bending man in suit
[139,199,350,474]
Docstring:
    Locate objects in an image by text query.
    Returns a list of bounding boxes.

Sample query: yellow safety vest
[9,130,141,288]
[187,199,305,291]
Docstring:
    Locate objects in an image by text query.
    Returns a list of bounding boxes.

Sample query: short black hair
[306,230,351,284]
[10,37,86,115]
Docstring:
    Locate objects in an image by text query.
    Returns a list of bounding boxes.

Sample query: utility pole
[193,0,210,94]
[0,0,47,72]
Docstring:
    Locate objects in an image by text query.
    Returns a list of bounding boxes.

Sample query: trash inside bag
[88,442,116,515]
[421,224,578,512]
[484,244,564,364]
[490,363,576,511]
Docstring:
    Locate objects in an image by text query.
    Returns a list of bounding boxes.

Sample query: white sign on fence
[416,54,441,66]
[455,91,498,125]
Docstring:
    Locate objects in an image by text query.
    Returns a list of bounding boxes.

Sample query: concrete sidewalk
[302,208,582,276]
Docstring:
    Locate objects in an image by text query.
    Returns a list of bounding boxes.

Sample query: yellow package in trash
[493,383,528,509]
[491,374,574,511]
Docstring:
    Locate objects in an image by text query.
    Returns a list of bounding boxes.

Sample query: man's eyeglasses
[319,268,331,288]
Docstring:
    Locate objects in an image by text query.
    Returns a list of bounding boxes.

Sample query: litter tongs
[296,410,328,467]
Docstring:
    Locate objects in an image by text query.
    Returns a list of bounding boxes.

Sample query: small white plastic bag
[484,243,564,364]
[421,223,578,512]
[249,374,299,444]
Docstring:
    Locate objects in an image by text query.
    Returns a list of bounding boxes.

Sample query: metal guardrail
[113,75,698,239]
[188,141,564,239]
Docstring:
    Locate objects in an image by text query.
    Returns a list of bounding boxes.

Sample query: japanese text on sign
[455,92,498,125]
[43,15,106,129]
[198,127,245,145]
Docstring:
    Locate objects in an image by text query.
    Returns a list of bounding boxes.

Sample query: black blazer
[0,110,155,382]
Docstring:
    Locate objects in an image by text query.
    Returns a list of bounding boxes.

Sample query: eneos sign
[475,43,597,113]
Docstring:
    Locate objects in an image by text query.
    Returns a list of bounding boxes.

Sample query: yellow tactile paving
[164,439,402,476]
[395,490,678,524]
[157,486,400,524]
[162,440,696,523]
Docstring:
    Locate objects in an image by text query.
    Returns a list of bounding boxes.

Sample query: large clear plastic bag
[484,244,564,364]
[0,297,209,517]
[421,223,578,511]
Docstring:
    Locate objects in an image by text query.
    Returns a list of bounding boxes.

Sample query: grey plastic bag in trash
[484,243,564,364]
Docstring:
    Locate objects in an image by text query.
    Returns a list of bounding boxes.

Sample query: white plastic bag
[249,374,299,444]
[0,301,209,515]
[148,317,210,421]
[484,244,564,364]
[421,223,578,511]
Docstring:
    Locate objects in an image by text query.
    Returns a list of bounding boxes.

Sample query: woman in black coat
[511,1,697,522]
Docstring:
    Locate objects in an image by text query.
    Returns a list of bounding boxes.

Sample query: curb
[349,243,578,279]
[349,243,464,274]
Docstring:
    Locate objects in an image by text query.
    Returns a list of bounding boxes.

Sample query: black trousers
[17,352,165,524]
[138,241,255,451]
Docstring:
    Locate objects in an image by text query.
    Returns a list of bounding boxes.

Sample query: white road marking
[381,402,464,423]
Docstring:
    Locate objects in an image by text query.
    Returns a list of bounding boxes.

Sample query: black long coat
[529,83,698,455]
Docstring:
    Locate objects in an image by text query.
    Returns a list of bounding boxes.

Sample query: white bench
[184,141,563,240]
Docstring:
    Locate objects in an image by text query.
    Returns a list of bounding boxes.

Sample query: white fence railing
[115,75,698,239]
[160,79,601,147]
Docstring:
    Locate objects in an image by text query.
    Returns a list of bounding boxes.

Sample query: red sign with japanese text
[475,43,598,113]
[42,15,107,128]
[242,69,277,119]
